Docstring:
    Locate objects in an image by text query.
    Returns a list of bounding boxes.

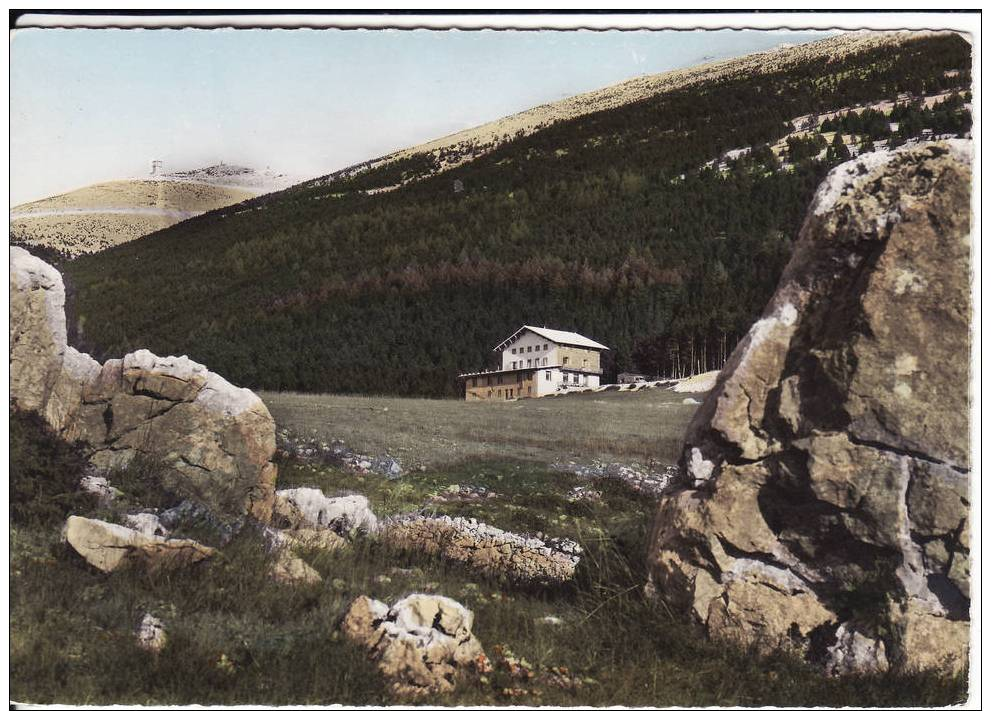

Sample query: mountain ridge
[304,30,956,190]
[62,30,972,397]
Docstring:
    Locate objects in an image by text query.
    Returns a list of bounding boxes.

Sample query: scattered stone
[647,142,972,674]
[566,485,601,503]
[275,433,405,479]
[552,460,675,498]
[78,475,120,504]
[342,594,484,696]
[9,247,278,524]
[63,515,215,573]
[136,613,167,653]
[274,488,378,536]
[682,397,700,405]
[280,527,347,552]
[264,523,347,555]
[122,512,169,537]
[381,514,581,585]
[374,456,404,479]
[269,548,322,586]
[159,499,242,546]
[537,616,565,626]
[428,483,496,503]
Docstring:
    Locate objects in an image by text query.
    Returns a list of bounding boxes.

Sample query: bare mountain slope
[10,165,291,257]
[310,30,957,188]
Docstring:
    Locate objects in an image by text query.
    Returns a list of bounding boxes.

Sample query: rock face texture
[647,142,972,674]
[342,594,485,696]
[63,515,216,573]
[9,247,278,523]
[381,515,582,585]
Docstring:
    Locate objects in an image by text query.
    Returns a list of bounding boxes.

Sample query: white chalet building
[458,325,608,400]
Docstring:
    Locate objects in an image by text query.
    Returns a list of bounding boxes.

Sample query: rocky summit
[9,246,278,523]
[646,141,972,674]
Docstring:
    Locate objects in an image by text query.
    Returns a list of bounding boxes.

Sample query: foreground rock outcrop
[342,594,485,696]
[647,142,972,674]
[9,247,278,523]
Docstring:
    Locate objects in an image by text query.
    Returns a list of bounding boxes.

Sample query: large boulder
[342,594,485,696]
[647,141,972,674]
[9,247,278,523]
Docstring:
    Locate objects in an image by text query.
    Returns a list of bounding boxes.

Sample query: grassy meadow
[261,385,696,469]
[9,389,969,706]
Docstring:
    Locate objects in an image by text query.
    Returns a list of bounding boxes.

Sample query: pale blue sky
[10,28,831,204]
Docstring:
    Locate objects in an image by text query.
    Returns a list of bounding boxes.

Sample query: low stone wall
[381,514,581,585]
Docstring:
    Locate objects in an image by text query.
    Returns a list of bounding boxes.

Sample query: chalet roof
[494,325,609,352]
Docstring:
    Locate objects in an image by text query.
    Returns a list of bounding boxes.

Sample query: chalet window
[497,389,502,397]
[512,361,516,369]
[542,357,547,366]
[527,359,532,367]
[512,348,517,354]
[527,346,532,352]
[563,357,570,365]
[545,371,551,381]
[543,344,548,350]
[583,358,588,368]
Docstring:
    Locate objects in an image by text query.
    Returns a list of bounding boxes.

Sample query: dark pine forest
[63,34,971,397]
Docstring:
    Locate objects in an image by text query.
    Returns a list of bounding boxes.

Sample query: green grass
[278,456,646,541]
[9,407,968,706]
[261,386,696,469]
